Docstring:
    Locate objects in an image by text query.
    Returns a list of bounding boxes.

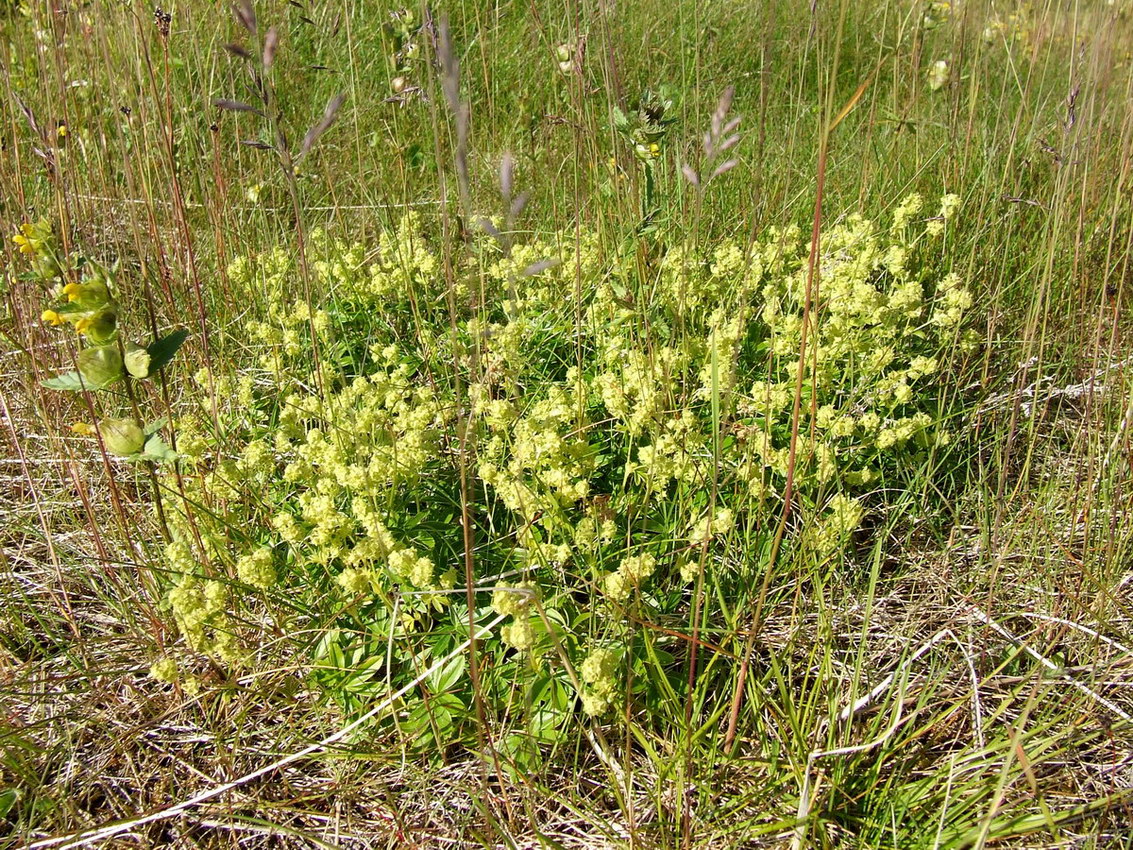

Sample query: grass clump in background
[2,0,1133,847]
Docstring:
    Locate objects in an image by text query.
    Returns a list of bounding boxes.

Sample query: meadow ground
[2,0,1133,847]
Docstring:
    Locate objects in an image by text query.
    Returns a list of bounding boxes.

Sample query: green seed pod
[77,345,125,388]
[124,342,151,378]
[83,309,119,345]
[98,418,145,456]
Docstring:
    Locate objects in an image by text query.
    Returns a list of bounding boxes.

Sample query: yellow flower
[63,282,83,302]
[13,218,58,268]
[14,229,33,255]
[71,422,95,436]
[74,317,92,335]
[41,309,64,325]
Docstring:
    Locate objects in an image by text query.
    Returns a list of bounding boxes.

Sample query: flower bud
[391,76,406,94]
[78,345,125,388]
[124,342,151,378]
[555,44,574,74]
[97,418,145,456]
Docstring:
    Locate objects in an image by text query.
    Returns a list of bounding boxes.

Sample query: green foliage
[39,371,86,392]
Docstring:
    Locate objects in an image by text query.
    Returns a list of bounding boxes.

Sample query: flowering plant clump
[14,218,187,464]
[157,195,970,746]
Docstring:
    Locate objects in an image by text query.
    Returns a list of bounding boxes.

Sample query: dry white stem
[796,623,1000,849]
[837,628,955,724]
[977,355,1132,417]
[967,605,1132,724]
[1014,611,1133,658]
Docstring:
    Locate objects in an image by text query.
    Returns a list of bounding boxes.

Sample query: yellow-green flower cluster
[195,353,464,619]
[492,582,538,651]
[236,547,276,590]
[808,494,866,556]
[697,307,748,402]
[149,656,179,683]
[603,552,656,602]
[931,272,973,328]
[388,547,436,588]
[578,646,620,716]
[741,194,969,498]
[655,241,763,316]
[475,226,603,318]
[477,380,595,524]
[167,573,244,665]
[177,201,973,730]
[362,213,440,303]
[594,347,687,437]
[689,508,734,547]
[230,247,332,373]
[633,410,706,490]
[165,539,197,573]
[573,511,617,551]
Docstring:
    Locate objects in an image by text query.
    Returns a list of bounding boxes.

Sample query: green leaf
[342,655,384,693]
[427,653,466,693]
[140,433,177,463]
[41,371,87,391]
[146,329,189,375]
[143,417,169,437]
[0,788,17,819]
